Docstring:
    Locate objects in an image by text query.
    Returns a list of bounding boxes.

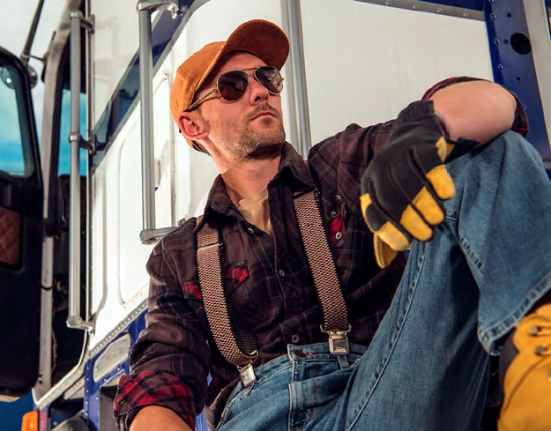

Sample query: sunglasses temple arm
[187,88,217,111]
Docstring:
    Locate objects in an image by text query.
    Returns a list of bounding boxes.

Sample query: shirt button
[278,269,285,277]
[291,334,300,343]
[335,232,343,240]
[330,210,338,219]
[247,227,254,234]
[335,195,342,204]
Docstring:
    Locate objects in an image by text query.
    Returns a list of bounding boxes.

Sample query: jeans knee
[447,131,543,183]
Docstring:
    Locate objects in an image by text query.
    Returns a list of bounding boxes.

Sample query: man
[114,20,551,431]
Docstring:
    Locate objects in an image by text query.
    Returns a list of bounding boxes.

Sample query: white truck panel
[302,0,494,144]
[92,0,140,127]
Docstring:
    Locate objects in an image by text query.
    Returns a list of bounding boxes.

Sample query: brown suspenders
[196,188,350,387]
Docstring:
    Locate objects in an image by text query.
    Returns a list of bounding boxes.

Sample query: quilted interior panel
[0,206,21,266]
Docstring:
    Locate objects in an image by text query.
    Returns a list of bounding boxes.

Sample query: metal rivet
[247,227,254,234]
[330,210,338,218]
[436,8,443,13]
[279,269,285,277]
[412,4,419,10]
[535,345,547,355]
[336,232,343,240]
[528,326,539,336]
[494,38,500,45]
[335,195,342,204]
[490,13,497,20]
[498,64,504,70]
[463,12,469,17]
[292,335,300,343]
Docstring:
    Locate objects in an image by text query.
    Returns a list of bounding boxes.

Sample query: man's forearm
[130,406,193,431]
[430,80,516,144]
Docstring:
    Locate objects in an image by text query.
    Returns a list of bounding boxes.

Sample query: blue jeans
[216,132,551,431]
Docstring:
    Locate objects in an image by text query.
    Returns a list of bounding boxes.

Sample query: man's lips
[252,111,276,120]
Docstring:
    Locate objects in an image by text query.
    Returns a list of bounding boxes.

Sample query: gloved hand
[360,100,456,268]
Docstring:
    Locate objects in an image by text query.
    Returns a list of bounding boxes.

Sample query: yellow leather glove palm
[360,101,456,268]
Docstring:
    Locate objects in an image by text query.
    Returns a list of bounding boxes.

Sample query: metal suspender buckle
[238,351,258,388]
[321,325,351,356]
[238,363,256,388]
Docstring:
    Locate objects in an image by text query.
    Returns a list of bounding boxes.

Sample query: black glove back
[360,101,456,265]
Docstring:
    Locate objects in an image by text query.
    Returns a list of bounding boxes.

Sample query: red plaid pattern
[182,281,202,301]
[114,370,196,430]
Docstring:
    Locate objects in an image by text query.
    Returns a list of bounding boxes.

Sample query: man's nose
[248,76,269,104]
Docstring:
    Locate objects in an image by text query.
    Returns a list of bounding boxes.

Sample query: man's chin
[244,140,284,160]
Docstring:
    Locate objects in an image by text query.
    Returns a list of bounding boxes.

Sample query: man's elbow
[431,80,517,144]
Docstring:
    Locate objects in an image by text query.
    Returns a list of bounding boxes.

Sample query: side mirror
[0,64,37,89]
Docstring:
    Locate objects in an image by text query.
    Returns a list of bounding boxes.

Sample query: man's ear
[178,111,209,142]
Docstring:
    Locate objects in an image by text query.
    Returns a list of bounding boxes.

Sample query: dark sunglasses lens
[218,71,248,100]
[256,67,283,94]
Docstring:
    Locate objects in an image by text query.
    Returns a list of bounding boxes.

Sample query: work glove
[360,100,456,268]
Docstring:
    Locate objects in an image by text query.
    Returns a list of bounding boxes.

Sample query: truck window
[0,66,29,176]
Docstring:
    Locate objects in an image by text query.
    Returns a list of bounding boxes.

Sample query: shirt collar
[195,142,315,233]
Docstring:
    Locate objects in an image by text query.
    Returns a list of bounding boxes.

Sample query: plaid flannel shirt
[114,77,528,430]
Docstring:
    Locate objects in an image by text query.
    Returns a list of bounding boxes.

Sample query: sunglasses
[187,66,284,111]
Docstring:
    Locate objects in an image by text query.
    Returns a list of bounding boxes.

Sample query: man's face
[195,52,286,160]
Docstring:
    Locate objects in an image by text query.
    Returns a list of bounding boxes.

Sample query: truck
[0,0,550,429]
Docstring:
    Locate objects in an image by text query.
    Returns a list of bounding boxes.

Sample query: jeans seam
[346,246,426,431]
[288,382,315,431]
[255,364,293,389]
[459,236,483,271]
[479,272,551,354]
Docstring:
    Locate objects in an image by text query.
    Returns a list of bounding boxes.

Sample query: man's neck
[220,156,281,205]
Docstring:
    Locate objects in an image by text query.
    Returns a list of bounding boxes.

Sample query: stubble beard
[210,104,286,161]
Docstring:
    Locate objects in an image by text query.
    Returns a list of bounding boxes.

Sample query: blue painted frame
[485,0,550,170]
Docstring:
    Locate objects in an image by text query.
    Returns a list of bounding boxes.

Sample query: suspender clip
[238,363,256,388]
[321,325,351,356]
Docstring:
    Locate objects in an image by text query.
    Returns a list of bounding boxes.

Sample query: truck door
[0,46,42,398]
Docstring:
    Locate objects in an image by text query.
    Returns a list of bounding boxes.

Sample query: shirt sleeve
[421,76,529,137]
[113,229,210,431]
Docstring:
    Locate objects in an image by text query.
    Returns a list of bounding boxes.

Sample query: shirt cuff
[114,369,196,431]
